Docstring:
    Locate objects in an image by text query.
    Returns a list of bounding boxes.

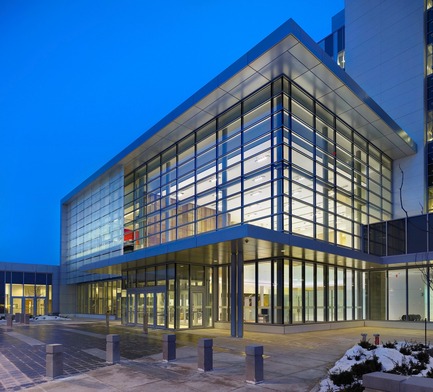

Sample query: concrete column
[198,338,213,372]
[163,334,176,361]
[46,344,63,379]
[6,314,13,329]
[245,345,264,384]
[106,334,120,364]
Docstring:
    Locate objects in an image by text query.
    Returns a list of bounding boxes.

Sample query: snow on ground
[32,315,71,321]
[319,342,433,391]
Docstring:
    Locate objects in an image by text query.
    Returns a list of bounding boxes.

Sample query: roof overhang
[82,225,385,276]
[62,19,416,203]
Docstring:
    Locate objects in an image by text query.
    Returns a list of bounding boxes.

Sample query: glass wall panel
[218,266,229,322]
[292,261,303,323]
[258,262,271,323]
[408,269,426,320]
[177,265,189,329]
[244,264,256,323]
[273,260,283,324]
[388,269,406,320]
[407,216,428,253]
[284,260,290,323]
[369,270,386,320]
[317,265,325,322]
[337,268,345,320]
[305,263,314,322]
[346,270,353,320]
[328,267,335,321]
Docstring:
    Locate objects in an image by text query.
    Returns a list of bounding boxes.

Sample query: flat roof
[63,18,416,203]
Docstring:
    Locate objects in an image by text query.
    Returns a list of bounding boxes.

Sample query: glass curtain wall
[123,76,392,254]
[370,267,431,321]
[120,264,212,329]
[240,260,364,325]
[3,272,53,316]
[64,168,124,284]
[77,280,121,315]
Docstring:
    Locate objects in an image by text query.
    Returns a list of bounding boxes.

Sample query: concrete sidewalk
[20,325,431,392]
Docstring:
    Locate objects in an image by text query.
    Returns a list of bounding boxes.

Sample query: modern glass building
[60,5,432,336]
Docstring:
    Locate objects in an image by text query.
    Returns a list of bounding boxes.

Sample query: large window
[241,259,364,325]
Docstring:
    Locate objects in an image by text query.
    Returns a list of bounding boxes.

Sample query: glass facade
[119,264,212,329]
[0,271,53,317]
[369,267,431,322]
[63,167,124,283]
[242,260,365,324]
[363,213,433,256]
[123,76,392,253]
[77,279,121,316]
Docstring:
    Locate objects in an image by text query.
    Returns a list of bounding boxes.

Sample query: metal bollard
[143,313,148,334]
[106,334,120,364]
[163,334,176,361]
[46,344,63,379]
[15,313,21,323]
[24,314,30,325]
[374,334,380,345]
[105,311,110,331]
[361,333,368,342]
[6,314,13,329]
[198,338,213,372]
[245,345,264,384]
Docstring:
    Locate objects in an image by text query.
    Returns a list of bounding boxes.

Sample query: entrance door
[137,293,145,325]
[191,288,205,327]
[11,297,22,316]
[144,288,166,329]
[25,298,34,316]
[127,292,136,324]
[126,287,166,328]
[155,291,165,327]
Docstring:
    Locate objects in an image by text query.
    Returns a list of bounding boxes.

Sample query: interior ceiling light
[253,176,264,182]
[250,191,262,197]
[255,155,270,163]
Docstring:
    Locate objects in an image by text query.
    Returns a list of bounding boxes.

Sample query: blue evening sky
[0,0,344,265]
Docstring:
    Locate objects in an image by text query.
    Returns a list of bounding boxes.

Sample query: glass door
[11,298,22,316]
[156,291,165,327]
[144,287,166,329]
[191,289,204,327]
[125,287,166,328]
[25,298,34,316]
[127,292,136,324]
[137,293,145,325]
[36,299,45,316]
[146,292,154,326]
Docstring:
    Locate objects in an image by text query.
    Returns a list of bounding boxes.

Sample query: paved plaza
[0,319,431,391]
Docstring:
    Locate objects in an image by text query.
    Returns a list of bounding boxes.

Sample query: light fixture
[250,191,262,197]
[255,155,269,163]
[253,176,264,182]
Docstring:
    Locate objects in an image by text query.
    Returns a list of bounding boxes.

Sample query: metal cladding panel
[62,17,416,203]
[296,69,334,101]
